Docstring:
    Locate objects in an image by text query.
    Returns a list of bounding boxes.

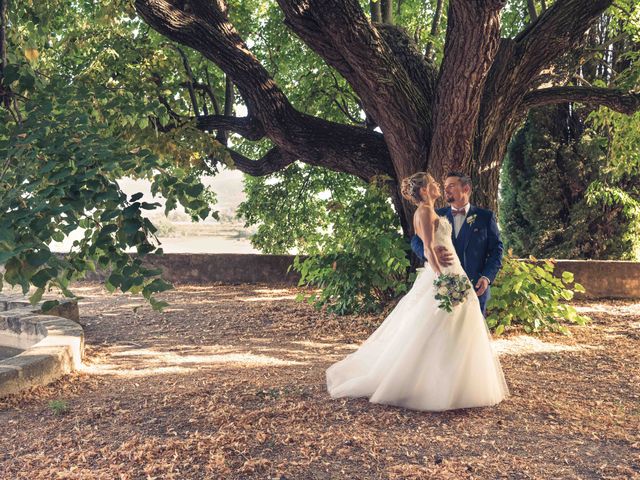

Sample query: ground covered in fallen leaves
[1,283,639,479]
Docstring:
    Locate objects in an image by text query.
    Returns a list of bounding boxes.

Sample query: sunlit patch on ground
[239,295,299,302]
[492,335,600,355]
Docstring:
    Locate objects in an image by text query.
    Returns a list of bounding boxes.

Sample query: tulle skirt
[326,267,509,411]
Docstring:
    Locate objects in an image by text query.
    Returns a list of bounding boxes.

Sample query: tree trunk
[370,0,381,23]
[381,0,393,24]
[425,0,444,60]
[427,1,503,184]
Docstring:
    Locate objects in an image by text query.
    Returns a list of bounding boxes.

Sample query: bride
[326,172,509,411]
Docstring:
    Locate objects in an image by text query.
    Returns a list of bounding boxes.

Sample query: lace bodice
[434,216,454,250]
[432,216,465,276]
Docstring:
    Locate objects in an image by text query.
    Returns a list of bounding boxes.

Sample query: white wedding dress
[326,217,509,411]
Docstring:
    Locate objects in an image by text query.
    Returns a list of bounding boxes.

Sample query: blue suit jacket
[410,205,503,285]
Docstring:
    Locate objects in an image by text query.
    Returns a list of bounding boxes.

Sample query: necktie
[452,208,466,216]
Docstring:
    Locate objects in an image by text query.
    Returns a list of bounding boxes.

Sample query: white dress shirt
[452,203,470,238]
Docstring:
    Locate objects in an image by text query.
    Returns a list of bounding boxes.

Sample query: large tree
[134,0,640,235]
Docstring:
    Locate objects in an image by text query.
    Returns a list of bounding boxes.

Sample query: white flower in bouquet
[433,273,472,312]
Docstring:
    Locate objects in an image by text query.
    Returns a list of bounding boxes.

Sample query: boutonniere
[466,214,477,225]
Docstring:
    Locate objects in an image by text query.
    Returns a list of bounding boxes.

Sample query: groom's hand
[475,277,489,297]
[435,246,454,267]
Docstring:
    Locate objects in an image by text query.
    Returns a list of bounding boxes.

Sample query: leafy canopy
[0,0,218,308]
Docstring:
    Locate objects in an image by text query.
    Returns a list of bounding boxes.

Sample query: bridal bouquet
[434,274,472,312]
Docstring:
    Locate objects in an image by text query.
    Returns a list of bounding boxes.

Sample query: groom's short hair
[446,171,472,189]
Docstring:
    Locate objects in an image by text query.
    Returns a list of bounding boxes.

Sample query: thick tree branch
[514,0,613,82]
[522,86,640,115]
[209,114,395,182]
[277,0,433,177]
[135,0,294,131]
[196,115,265,141]
[474,0,615,208]
[136,0,395,183]
[280,113,396,181]
[224,146,296,176]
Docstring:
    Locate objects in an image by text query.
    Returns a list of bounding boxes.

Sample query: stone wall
[550,260,640,300]
[86,254,640,300]
[144,253,303,285]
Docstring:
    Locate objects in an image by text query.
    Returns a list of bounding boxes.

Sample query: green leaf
[31,268,54,288]
[41,300,60,313]
[0,251,15,264]
[26,249,51,267]
[561,290,574,301]
[150,298,169,311]
[122,219,141,235]
[29,287,45,305]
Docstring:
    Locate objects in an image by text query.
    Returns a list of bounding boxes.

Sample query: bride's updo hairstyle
[401,172,435,206]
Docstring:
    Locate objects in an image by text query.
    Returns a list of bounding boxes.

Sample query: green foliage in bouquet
[433,273,472,313]
[486,252,589,335]
[291,182,411,315]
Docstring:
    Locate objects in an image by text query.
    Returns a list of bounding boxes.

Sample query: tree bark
[276,0,433,180]
[522,86,640,115]
[0,0,9,110]
[427,0,503,184]
[471,0,615,211]
[216,75,235,145]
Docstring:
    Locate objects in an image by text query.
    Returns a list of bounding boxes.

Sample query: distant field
[50,218,258,254]
[151,218,258,254]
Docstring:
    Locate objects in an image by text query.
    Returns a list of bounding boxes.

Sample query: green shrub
[486,252,589,335]
[292,184,411,315]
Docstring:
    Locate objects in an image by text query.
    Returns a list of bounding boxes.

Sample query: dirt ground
[1,284,638,479]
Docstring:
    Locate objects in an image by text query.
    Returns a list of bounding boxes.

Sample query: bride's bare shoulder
[414,206,437,226]
[415,205,436,219]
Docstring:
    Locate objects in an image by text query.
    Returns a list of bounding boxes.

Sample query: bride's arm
[416,210,443,276]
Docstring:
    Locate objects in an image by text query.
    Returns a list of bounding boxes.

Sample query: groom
[410,172,503,315]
